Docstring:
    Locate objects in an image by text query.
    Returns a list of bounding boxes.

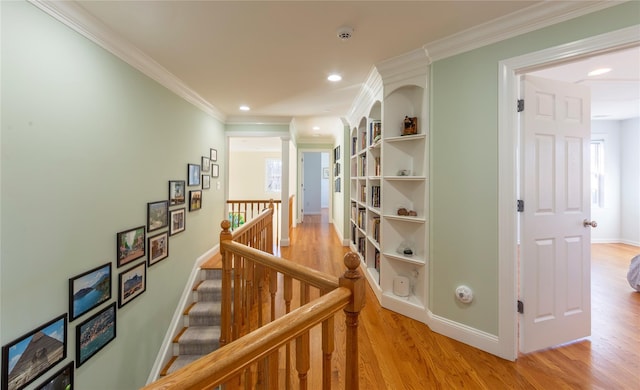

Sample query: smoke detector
[337,26,354,41]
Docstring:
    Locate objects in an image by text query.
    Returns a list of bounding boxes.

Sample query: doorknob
[583,219,598,228]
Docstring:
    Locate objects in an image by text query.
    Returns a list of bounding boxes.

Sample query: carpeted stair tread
[187,302,221,326]
[177,326,221,355]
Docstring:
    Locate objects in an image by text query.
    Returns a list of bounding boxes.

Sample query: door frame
[497,25,639,360]
[297,148,332,224]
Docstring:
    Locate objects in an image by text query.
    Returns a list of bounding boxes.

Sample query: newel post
[339,252,365,390]
[219,220,233,348]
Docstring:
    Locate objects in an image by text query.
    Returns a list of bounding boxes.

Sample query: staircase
[161,266,222,376]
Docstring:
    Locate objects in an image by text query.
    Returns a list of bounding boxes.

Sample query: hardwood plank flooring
[208,212,640,389]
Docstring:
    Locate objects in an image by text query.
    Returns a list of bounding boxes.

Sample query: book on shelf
[369,120,381,145]
[357,208,366,230]
[351,136,357,156]
[371,185,381,208]
[358,237,366,256]
[371,216,381,243]
[374,157,381,176]
[361,131,366,149]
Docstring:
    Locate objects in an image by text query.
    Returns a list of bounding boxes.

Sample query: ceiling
[59,1,637,143]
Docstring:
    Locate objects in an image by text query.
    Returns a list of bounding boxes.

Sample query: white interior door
[520,74,594,353]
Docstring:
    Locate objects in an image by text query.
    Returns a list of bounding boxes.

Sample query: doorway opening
[299,151,331,225]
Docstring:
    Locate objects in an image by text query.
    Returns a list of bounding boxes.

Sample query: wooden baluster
[234,254,243,341]
[284,275,293,390]
[268,201,274,254]
[322,303,334,390]
[340,252,365,390]
[296,282,310,390]
[220,221,232,349]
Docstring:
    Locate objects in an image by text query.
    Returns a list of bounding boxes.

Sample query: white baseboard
[592,239,640,247]
[146,244,219,384]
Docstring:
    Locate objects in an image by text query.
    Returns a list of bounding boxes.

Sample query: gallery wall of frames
[1,148,220,390]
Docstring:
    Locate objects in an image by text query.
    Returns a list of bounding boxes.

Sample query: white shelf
[384,176,426,181]
[385,133,426,143]
[384,252,425,265]
[383,214,426,223]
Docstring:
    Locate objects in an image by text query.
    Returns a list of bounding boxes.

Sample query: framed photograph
[116,226,145,267]
[210,148,217,162]
[211,164,219,178]
[323,167,329,179]
[188,163,200,186]
[147,200,168,232]
[202,175,210,190]
[148,232,169,266]
[201,156,211,173]
[168,180,185,206]
[189,190,202,211]
[35,362,73,390]
[118,262,146,308]
[2,314,67,390]
[69,263,112,321]
[169,208,186,236]
[76,303,116,368]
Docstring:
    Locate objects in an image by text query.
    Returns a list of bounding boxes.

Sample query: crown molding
[29,0,226,122]
[346,67,383,128]
[225,115,293,125]
[424,1,623,61]
[375,48,430,96]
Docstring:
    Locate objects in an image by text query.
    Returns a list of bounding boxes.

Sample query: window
[590,140,605,207]
[265,158,282,192]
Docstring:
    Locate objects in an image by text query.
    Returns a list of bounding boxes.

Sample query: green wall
[430,1,640,334]
[1,2,225,389]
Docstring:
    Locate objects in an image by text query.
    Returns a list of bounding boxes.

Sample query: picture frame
[35,362,73,390]
[189,190,202,211]
[116,226,146,267]
[201,156,211,173]
[118,262,146,308]
[202,174,210,190]
[210,148,217,162]
[187,163,201,186]
[148,231,169,266]
[168,180,186,206]
[211,164,219,178]
[76,302,116,368]
[323,167,329,179]
[69,263,112,321]
[2,315,67,390]
[147,200,169,232]
[169,208,186,236]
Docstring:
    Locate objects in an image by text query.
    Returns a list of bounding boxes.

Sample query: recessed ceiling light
[587,68,612,77]
[327,74,342,82]
[313,126,320,131]
[239,105,250,111]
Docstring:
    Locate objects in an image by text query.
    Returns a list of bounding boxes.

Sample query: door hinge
[517,300,524,314]
[517,199,524,212]
[517,99,524,112]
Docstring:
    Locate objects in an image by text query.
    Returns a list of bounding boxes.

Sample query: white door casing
[519,75,592,353]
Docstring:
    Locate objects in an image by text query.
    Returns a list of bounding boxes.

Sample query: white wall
[591,121,622,242]
[228,151,282,200]
[620,118,640,246]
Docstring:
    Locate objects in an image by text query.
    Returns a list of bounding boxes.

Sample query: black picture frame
[147,200,169,232]
[2,314,67,390]
[211,164,219,178]
[201,156,211,173]
[35,361,73,390]
[202,175,210,190]
[189,190,202,211]
[168,180,185,206]
[69,262,112,321]
[76,303,116,368]
[210,148,217,162]
[148,231,169,266]
[118,262,146,308]
[169,208,186,236]
[116,226,146,267]
[188,163,201,186]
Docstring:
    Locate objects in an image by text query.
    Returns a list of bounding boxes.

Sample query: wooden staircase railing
[143,205,364,390]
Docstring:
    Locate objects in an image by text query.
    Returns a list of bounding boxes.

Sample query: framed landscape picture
[148,232,169,266]
[76,303,116,368]
[189,190,202,211]
[118,262,146,308]
[116,226,145,267]
[35,362,73,390]
[168,180,185,206]
[2,314,67,390]
[169,208,185,236]
[147,200,168,232]
[188,163,200,186]
[69,263,112,321]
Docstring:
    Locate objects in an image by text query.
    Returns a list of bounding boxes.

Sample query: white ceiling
[55,1,637,143]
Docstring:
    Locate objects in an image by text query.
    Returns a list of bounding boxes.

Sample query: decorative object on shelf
[169,208,185,235]
[69,262,112,321]
[76,303,116,368]
[397,207,408,216]
[117,226,146,267]
[398,169,410,176]
[187,163,201,186]
[147,200,169,232]
[402,116,418,136]
[2,314,67,390]
[118,262,146,308]
[396,207,417,217]
[393,276,410,297]
[397,241,414,257]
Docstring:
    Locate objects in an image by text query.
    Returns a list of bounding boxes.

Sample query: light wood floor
[210,213,640,389]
